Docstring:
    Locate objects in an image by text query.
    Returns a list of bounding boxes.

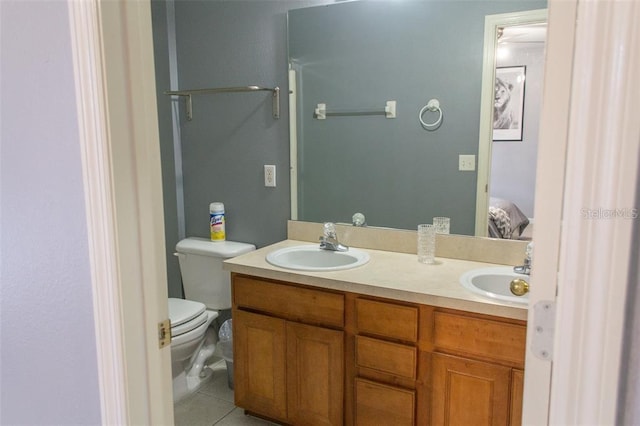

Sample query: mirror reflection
[487,22,546,240]
[288,0,546,237]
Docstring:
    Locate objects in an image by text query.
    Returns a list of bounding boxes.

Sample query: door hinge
[531,300,556,361]
[158,319,171,348]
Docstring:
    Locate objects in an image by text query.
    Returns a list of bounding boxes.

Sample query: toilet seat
[172,311,208,337]
[169,298,208,337]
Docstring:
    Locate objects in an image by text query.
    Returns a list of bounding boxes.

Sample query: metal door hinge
[531,301,556,361]
[158,319,171,348]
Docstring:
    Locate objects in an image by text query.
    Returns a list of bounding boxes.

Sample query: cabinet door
[431,353,511,426]
[510,369,524,426]
[234,310,287,421]
[287,322,344,426]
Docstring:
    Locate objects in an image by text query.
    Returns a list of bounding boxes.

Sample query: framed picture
[493,66,526,141]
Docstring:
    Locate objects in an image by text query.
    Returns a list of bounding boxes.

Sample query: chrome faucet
[319,222,349,252]
[513,242,533,275]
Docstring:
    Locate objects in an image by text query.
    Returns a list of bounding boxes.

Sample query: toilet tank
[175,237,255,310]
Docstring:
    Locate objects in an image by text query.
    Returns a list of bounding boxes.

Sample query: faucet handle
[352,213,366,227]
[513,242,534,275]
[525,242,534,261]
[323,222,337,239]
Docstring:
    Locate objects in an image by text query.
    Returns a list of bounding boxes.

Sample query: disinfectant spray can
[209,202,225,241]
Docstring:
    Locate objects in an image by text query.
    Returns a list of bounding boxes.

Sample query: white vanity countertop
[223,239,528,321]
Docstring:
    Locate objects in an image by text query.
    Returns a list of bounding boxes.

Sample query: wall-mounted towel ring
[419,99,443,129]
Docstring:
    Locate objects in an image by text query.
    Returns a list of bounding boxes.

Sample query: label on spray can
[209,202,225,241]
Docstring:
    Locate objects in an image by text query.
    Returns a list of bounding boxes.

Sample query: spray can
[209,202,225,241]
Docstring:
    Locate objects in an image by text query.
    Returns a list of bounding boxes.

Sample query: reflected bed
[488,198,532,240]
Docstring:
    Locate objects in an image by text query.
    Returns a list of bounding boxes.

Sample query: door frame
[541,0,640,424]
[524,0,640,424]
[520,1,576,423]
[68,1,173,424]
[475,8,548,238]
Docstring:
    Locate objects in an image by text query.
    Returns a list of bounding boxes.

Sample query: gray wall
[0,1,102,423]
[152,0,331,297]
[152,0,184,297]
[290,0,545,235]
[491,43,544,218]
[173,0,295,245]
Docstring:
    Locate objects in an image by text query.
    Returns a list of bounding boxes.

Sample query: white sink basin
[460,267,529,305]
[266,245,370,271]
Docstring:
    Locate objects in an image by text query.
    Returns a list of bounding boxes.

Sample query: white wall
[0,1,101,424]
[491,43,544,218]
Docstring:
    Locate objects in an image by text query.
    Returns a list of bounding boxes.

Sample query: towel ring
[419,99,443,128]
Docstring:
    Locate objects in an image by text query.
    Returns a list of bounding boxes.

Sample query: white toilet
[169,237,255,401]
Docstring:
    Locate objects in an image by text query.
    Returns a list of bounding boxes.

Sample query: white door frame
[544,0,640,424]
[521,1,577,423]
[68,1,173,424]
[524,0,640,424]
[475,8,548,237]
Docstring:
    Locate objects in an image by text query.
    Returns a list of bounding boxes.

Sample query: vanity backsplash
[287,220,529,266]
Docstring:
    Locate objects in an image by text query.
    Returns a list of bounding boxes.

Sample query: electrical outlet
[264,165,276,187]
[458,155,476,171]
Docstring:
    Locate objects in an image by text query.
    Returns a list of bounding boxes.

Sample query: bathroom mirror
[288,0,546,237]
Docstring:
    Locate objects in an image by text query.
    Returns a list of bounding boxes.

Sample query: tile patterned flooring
[174,359,279,426]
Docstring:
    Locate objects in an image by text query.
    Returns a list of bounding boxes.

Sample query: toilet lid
[168,298,206,329]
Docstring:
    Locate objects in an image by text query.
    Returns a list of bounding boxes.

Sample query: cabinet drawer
[356,335,417,380]
[433,311,526,365]
[355,299,418,342]
[233,275,344,327]
[355,378,415,426]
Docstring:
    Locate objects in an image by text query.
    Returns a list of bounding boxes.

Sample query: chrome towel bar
[314,100,396,120]
[165,85,280,121]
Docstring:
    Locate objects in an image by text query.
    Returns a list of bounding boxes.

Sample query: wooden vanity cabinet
[232,273,527,426]
[232,274,345,425]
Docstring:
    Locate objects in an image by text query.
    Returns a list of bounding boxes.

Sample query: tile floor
[174,358,279,426]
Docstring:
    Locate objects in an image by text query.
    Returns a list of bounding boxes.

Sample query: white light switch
[458,155,476,171]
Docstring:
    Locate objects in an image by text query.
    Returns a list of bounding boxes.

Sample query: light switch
[458,155,476,171]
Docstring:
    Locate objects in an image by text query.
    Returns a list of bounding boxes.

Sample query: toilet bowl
[169,237,255,401]
[169,298,219,401]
